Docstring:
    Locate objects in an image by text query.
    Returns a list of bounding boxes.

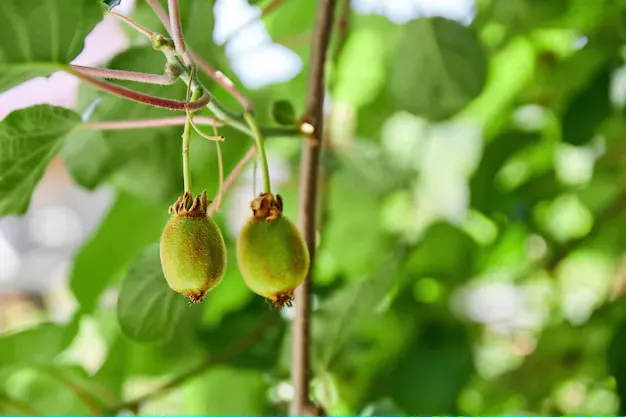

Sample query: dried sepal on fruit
[159,190,226,303]
[237,192,310,309]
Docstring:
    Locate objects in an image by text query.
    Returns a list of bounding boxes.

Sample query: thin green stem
[182,89,202,193]
[182,115,193,193]
[244,112,271,194]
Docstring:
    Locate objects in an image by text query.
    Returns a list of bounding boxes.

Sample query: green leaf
[608,320,626,414]
[561,66,614,146]
[312,248,406,367]
[0,318,79,369]
[0,0,103,92]
[0,104,80,216]
[262,0,316,40]
[405,222,477,282]
[69,192,168,313]
[270,100,297,125]
[181,367,272,414]
[117,243,189,342]
[62,46,185,195]
[470,131,541,213]
[379,322,473,414]
[390,17,487,121]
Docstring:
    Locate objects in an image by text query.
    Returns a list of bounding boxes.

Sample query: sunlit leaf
[0,0,102,92]
[0,105,80,216]
[390,17,487,121]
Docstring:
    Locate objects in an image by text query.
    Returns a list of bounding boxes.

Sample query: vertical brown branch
[292,0,337,415]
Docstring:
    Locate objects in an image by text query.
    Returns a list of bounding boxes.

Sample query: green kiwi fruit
[236,192,310,309]
[159,190,226,303]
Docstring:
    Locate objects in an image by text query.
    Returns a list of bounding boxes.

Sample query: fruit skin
[237,193,309,308]
[159,190,226,303]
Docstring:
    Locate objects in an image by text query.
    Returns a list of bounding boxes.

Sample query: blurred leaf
[117,243,189,342]
[0,105,80,216]
[482,0,568,33]
[313,248,407,367]
[0,0,103,92]
[271,99,297,125]
[109,131,182,204]
[70,192,168,313]
[561,66,613,146]
[471,131,541,213]
[3,366,96,415]
[262,0,316,40]
[608,320,626,414]
[405,222,477,282]
[182,366,272,414]
[92,337,127,400]
[390,17,487,121]
[62,46,185,197]
[375,321,473,414]
[0,318,79,369]
[198,300,285,371]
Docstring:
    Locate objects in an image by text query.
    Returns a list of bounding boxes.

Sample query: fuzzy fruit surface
[160,206,226,303]
[237,215,309,302]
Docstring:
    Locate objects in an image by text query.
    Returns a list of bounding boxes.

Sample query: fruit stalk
[182,88,203,193]
[244,112,272,193]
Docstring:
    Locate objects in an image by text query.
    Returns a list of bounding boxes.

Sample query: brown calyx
[169,190,212,217]
[183,289,207,305]
[267,289,295,310]
[250,192,283,222]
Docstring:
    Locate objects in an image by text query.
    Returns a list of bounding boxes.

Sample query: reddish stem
[167,0,190,65]
[70,65,175,85]
[70,70,211,111]
[108,11,154,38]
[82,116,221,131]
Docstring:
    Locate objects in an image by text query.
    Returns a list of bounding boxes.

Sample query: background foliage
[3,0,626,414]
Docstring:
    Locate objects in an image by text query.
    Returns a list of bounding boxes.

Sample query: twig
[207,146,256,216]
[113,314,275,412]
[291,0,337,415]
[69,69,211,111]
[167,0,190,64]
[108,10,155,38]
[188,51,253,112]
[145,0,172,33]
[80,116,222,131]
[70,65,176,85]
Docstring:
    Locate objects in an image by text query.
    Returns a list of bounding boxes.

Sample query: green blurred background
[2,0,626,414]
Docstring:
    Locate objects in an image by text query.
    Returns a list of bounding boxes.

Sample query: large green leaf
[390,17,487,121]
[377,321,474,414]
[62,46,186,194]
[312,248,406,367]
[182,366,272,414]
[69,192,168,313]
[0,0,103,92]
[0,104,80,216]
[117,243,189,342]
[0,318,79,369]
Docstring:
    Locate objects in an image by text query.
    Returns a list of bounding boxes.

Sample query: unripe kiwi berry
[159,190,226,303]
[237,192,310,309]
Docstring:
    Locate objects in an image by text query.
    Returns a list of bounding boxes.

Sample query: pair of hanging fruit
[159,189,310,309]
